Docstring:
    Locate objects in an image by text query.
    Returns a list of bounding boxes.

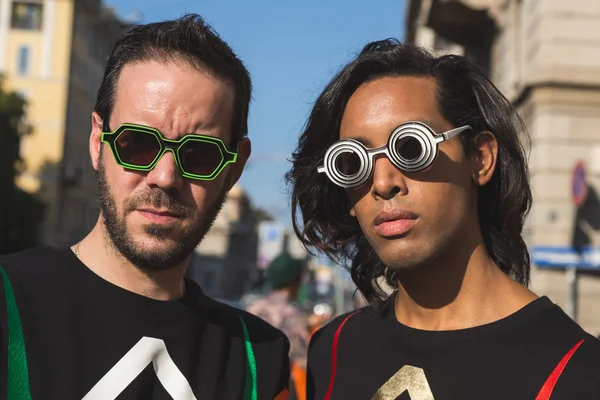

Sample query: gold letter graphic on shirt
[371,365,435,400]
[82,337,196,400]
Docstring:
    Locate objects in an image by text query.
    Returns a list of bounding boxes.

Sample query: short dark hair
[95,13,251,143]
[287,39,533,310]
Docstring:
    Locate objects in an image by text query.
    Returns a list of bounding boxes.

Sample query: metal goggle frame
[317,121,472,188]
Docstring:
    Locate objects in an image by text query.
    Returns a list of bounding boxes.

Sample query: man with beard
[0,14,290,400]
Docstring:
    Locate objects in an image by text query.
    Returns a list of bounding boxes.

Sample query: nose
[370,154,407,200]
[145,150,184,190]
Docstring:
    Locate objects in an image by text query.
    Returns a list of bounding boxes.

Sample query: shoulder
[309,307,374,355]
[570,333,600,366]
[0,246,69,282]
[197,291,289,348]
[244,296,270,318]
[0,246,64,268]
[556,328,600,374]
[551,333,600,396]
[240,306,290,347]
[194,293,291,397]
[528,298,600,396]
[306,308,374,396]
[534,297,600,347]
[521,297,600,364]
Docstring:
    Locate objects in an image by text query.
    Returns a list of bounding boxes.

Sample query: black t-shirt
[307,296,600,399]
[0,247,290,399]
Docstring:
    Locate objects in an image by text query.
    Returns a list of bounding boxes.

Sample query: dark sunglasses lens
[115,129,161,166]
[178,140,224,176]
[395,136,423,161]
[335,151,361,176]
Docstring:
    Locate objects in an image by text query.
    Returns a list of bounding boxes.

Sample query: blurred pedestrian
[247,252,310,400]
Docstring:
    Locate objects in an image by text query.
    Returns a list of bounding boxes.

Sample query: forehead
[340,76,448,142]
[111,60,235,141]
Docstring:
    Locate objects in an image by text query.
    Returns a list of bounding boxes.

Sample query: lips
[373,209,418,237]
[136,208,184,223]
[137,208,182,218]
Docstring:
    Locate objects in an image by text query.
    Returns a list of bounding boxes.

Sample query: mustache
[123,190,194,216]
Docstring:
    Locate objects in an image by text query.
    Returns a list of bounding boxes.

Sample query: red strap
[274,388,289,400]
[324,311,360,400]
[535,339,584,400]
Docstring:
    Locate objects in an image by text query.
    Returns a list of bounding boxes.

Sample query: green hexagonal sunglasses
[101,122,238,180]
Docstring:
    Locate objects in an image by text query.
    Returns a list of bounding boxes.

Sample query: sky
[104,0,406,226]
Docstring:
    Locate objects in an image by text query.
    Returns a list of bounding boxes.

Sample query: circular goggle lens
[394,136,423,161]
[335,150,362,176]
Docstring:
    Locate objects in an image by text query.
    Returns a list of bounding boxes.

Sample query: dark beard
[96,152,228,271]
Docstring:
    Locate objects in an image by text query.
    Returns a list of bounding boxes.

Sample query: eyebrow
[400,118,444,132]
[345,135,374,147]
[343,119,445,146]
[191,120,219,133]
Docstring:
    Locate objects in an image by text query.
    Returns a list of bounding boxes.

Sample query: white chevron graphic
[82,337,197,400]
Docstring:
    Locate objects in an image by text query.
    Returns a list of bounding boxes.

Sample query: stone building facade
[405,0,600,334]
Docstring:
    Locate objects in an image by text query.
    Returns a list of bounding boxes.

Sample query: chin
[122,237,192,271]
[135,220,183,239]
[137,227,193,249]
[135,236,179,250]
[375,240,440,272]
[383,258,425,273]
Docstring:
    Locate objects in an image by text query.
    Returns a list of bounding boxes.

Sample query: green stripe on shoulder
[0,265,32,400]
[239,315,257,400]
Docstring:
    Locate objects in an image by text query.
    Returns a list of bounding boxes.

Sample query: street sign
[571,161,588,207]
[532,246,600,270]
[257,221,286,270]
[533,245,592,321]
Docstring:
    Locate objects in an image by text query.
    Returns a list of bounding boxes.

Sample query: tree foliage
[0,77,46,254]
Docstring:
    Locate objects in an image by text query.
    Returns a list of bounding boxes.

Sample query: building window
[17,45,30,75]
[11,2,44,30]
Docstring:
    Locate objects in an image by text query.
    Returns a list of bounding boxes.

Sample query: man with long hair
[0,14,290,399]
[287,39,600,399]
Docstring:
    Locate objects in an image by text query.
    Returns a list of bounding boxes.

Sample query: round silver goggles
[317,121,472,188]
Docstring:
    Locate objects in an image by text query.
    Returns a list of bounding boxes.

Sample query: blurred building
[405,0,600,333]
[187,184,310,300]
[187,185,262,300]
[0,0,127,246]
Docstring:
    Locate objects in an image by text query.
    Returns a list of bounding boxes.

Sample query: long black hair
[286,39,532,310]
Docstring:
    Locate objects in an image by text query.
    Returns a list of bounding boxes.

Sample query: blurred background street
[2,0,600,338]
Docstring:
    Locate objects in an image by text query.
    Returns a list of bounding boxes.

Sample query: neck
[72,220,188,301]
[393,236,537,331]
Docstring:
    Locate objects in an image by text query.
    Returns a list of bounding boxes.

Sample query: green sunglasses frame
[101,123,238,181]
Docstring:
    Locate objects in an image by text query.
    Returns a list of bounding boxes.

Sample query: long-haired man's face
[90,60,250,270]
[340,76,495,271]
